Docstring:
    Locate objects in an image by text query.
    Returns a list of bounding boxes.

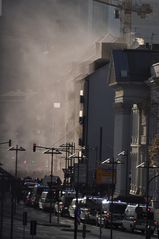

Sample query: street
[2,201,158,239]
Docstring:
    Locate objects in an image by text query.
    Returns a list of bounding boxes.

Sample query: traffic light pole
[50,149,54,224]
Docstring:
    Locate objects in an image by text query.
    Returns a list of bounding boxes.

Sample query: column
[113,102,132,197]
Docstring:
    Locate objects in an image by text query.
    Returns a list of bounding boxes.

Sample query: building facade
[109,47,159,202]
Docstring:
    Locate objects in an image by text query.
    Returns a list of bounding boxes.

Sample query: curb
[37,222,71,228]
[61,228,91,232]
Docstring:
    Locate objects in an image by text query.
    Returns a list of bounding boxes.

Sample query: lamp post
[117,150,129,197]
[0,139,12,147]
[68,151,82,239]
[8,144,25,239]
[59,143,75,187]
[33,143,62,224]
[8,145,26,178]
[82,145,98,194]
[43,148,62,224]
[101,157,123,239]
[136,162,159,239]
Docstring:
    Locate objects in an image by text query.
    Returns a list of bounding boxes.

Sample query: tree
[148,135,159,164]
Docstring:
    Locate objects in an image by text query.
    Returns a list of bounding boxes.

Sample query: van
[68,197,92,220]
[96,200,127,228]
[122,204,156,233]
[57,190,76,217]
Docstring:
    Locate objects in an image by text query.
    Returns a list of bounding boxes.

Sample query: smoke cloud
[0,0,110,178]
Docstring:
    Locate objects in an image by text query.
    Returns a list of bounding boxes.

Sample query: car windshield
[62,197,74,206]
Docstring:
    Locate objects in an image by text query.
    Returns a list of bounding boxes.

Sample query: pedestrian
[75,206,81,225]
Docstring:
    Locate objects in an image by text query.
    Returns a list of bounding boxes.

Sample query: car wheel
[151,229,154,235]
[130,224,134,232]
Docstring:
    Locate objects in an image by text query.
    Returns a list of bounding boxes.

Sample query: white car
[122,204,156,233]
[39,191,55,210]
[68,197,91,220]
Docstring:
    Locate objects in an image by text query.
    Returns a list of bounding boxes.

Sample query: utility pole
[8,145,26,178]
[43,148,62,223]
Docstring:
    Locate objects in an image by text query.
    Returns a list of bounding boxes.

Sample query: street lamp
[33,143,62,224]
[101,157,123,239]
[117,150,129,197]
[59,143,75,186]
[8,145,26,178]
[43,148,62,224]
[0,139,12,147]
[82,145,98,194]
[136,161,159,239]
[68,151,82,239]
[8,144,26,239]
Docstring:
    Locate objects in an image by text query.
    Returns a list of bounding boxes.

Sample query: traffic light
[33,143,36,152]
[9,139,12,147]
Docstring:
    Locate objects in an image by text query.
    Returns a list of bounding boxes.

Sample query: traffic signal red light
[9,139,12,147]
[33,143,36,152]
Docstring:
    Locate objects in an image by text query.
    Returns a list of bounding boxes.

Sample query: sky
[0,0,110,177]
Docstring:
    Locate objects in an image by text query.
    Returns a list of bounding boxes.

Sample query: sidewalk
[4,200,71,226]
[2,204,95,239]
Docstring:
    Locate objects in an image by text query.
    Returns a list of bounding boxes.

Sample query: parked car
[69,196,103,222]
[69,197,90,220]
[96,200,127,228]
[59,190,77,217]
[39,190,57,211]
[82,196,104,224]
[121,204,156,233]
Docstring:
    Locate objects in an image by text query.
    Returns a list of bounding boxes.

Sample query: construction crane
[94,0,152,44]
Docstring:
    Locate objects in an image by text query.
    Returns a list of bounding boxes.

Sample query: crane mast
[121,0,132,34]
[94,0,152,46]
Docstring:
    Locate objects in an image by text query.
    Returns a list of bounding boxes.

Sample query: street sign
[96,168,116,184]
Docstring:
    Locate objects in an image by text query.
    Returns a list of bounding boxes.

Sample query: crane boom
[93,0,152,16]
[94,0,123,9]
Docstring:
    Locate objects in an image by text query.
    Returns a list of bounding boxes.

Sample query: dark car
[96,200,127,228]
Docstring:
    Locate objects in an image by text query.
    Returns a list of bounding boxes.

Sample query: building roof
[109,49,159,85]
